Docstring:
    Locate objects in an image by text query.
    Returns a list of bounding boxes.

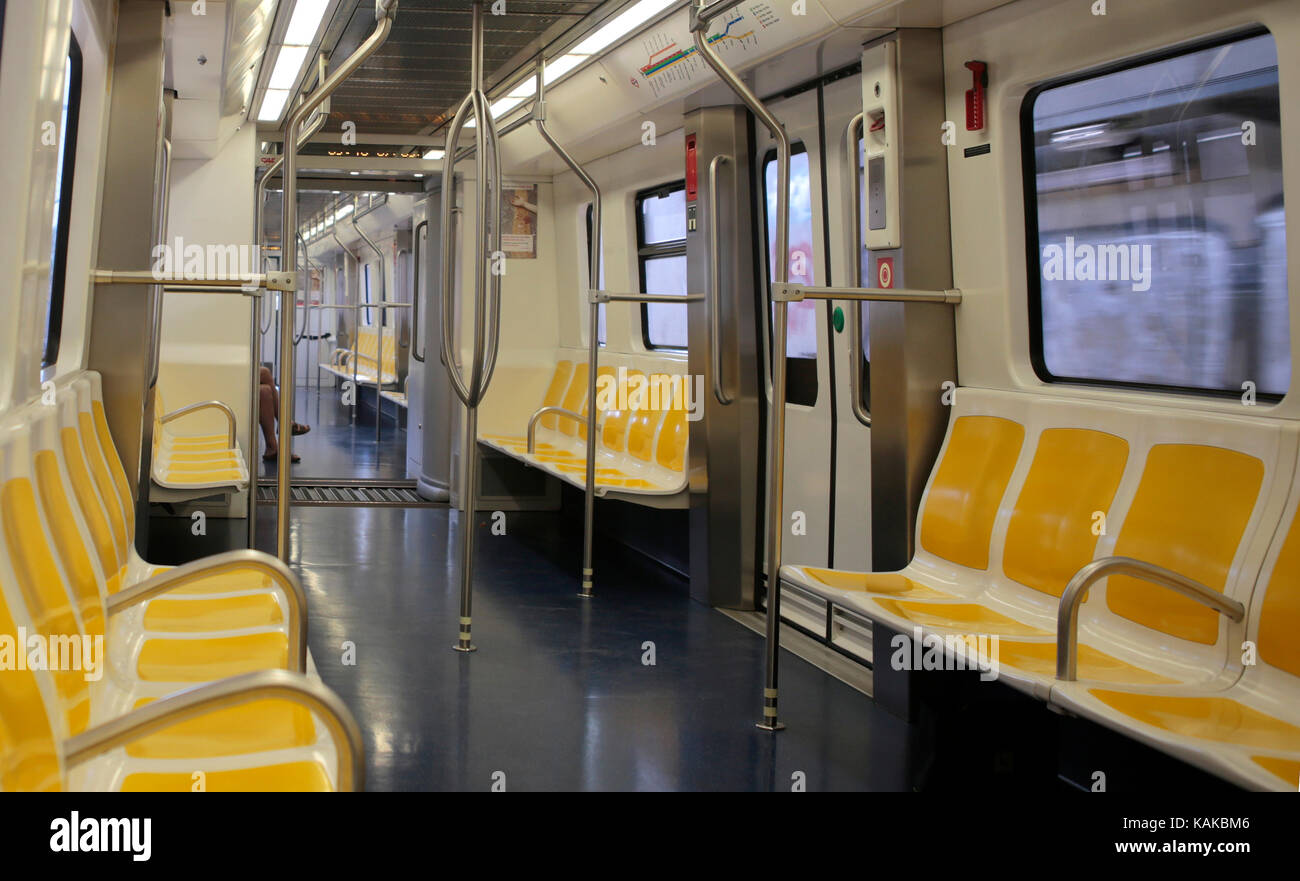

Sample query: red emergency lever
[965,60,988,131]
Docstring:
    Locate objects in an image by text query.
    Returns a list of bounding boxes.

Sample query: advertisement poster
[500,182,538,258]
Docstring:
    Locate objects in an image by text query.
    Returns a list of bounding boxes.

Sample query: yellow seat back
[1108,444,1263,645]
[558,363,589,438]
[1002,429,1129,597]
[600,370,642,453]
[1259,504,1300,678]
[1,476,92,736]
[918,415,1024,570]
[539,361,575,431]
[0,566,62,791]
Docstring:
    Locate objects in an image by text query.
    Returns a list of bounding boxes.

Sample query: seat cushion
[143,593,283,632]
[1090,690,1300,751]
[120,760,332,792]
[125,698,315,759]
[135,632,288,681]
[871,599,1049,637]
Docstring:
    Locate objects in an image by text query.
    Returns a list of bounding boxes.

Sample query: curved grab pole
[692,0,790,731]
[534,55,600,598]
[845,112,870,427]
[350,212,389,444]
[293,233,313,345]
[438,1,503,652]
[277,2,397,561]
[247,99,326,550]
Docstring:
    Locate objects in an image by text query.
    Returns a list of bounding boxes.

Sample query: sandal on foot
[292,423,311,436]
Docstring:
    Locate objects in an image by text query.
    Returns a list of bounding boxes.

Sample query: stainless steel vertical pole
[533,55,600,598]
[277,3,397,561]
[692,0,789,731]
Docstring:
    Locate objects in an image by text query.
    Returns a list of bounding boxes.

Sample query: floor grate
[257,480,443,507]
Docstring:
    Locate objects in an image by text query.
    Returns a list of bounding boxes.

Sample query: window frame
[759,141,818,406]
[635,180,688,351]
[1020,25,1284,402]
[43,32,83,370]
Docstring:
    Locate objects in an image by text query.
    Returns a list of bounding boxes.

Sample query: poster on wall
[500,182,538,259]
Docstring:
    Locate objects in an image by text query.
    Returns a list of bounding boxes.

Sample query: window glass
[43,37,81,369]
[637,183,688,350]
[764,148,817,359]
[1026,31,1288,397]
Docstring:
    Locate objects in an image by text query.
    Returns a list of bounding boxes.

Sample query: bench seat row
[780,387,1300,791]
[0,370,359,791]
[478,358,689,502]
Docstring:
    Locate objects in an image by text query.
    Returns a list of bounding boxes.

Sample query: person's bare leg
[260,366,280,413]
[259,383,278,456]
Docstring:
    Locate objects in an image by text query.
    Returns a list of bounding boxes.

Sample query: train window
[1024,30,1289,399]
[42,35,82,370]
[636,183,688,350]
[762,144,817,406]
[585,203,606,345]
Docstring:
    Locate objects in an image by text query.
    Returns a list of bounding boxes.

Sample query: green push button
[832,306,845,333]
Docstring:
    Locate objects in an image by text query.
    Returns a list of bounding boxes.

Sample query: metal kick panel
[686,106,761,610]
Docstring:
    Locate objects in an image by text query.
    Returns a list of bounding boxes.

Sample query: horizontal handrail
[105,549,309,674]
[94,269,295,291]
[61,669,364,791]
[774,283,963,304]
[591,290,706,304]
[1056,556,1246,681]
[527,406,597,454]
[161,400,238,449]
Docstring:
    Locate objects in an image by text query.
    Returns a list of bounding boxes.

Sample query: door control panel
[861,41,900,250]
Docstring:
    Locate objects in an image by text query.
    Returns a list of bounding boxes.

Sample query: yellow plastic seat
[136,631,289,682]
[143,593,284,632]
[1089,691,1300,752]
[994,640,1175,685]
[1251,756,1300,788]
[871,598,1048,637]
[800,569,952,599]
[120,761,333,792]
[126,698,315,759]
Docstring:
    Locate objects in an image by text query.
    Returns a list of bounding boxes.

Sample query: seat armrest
[61,669,364,791]
[1056,556,1245,681]
[526,406,599,453]
[162,401,237,448]
[106,550,308,674]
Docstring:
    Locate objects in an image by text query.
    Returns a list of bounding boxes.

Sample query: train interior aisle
[1,0,1299,811]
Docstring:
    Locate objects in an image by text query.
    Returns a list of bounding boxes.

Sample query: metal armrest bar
[105,549,309,675]
[161,401,239,449]
[61,669,364,791]
[1056,556,1245,681]
[526,406,596,454]
[774,283,963,304]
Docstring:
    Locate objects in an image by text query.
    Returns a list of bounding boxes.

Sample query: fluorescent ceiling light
[349,170,360,176]
[269,45,310,90]
[544,53,588,84]
[334,203,355,220]
[508,76,538,98]
[423,148,445,160]
[572,0,675,55]
[284,0,331,46]
[257,89,291,122]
